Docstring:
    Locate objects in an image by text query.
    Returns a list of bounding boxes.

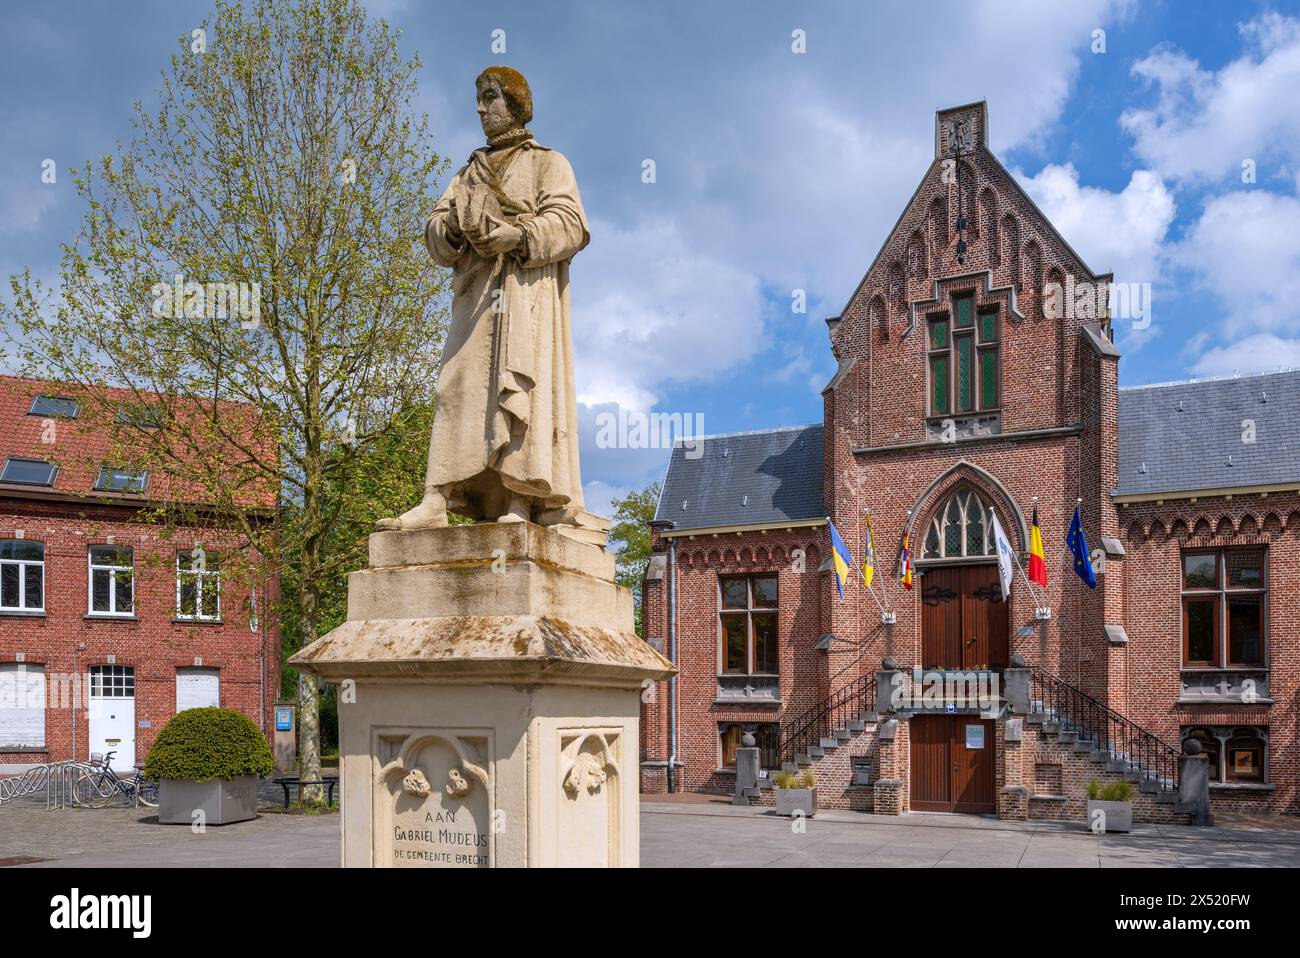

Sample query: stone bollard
[733,731,760,806]
[876,658,901,713]
[1178,738,1214,826]
[1003,655,1030,714]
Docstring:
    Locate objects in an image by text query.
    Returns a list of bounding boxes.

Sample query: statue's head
[476,66,532,138]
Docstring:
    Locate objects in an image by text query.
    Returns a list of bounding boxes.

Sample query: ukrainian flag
[828,518,853,599]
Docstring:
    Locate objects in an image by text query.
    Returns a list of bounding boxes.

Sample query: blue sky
[3,0,1299,515]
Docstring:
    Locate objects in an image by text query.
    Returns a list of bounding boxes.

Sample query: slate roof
[1115,369,1300,497]
[652,424,824,531]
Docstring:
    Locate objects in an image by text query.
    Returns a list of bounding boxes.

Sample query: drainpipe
[257,585,267,736]
[667,537,679,793]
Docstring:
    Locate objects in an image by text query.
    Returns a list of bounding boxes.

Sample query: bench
[271,775,339,808]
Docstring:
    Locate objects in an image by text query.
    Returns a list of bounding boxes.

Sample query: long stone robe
[423,138,590,521]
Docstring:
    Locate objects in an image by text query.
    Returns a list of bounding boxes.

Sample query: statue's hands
[474,221,524,257]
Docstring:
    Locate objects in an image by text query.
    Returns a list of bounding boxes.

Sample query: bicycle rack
[0,760,96,810]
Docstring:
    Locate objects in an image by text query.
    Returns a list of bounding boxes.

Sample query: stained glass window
[923,490,997,560]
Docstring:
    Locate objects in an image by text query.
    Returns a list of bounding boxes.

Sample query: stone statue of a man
[379,66,590,531]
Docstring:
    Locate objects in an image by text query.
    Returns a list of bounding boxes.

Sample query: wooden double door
[920,564,1009,670]
[910,715,996,813]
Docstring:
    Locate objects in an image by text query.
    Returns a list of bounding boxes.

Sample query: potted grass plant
[1086,778,1134,833]
[144,707,274,825]
[773,769,817,818]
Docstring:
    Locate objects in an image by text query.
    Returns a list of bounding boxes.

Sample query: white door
[176,667,220,711]
[89,665,136,772]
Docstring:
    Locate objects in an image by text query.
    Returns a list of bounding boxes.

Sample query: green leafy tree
[5,0,450,801]
[608,480,662,635]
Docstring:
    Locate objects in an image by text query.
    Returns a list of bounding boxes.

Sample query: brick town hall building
[639,102,1299,823]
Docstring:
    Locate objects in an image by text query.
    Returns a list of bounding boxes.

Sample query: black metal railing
[1029,665,1180,793]
[777,671,876,766]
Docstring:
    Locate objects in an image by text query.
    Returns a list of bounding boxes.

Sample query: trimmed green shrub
[144,707,274,782]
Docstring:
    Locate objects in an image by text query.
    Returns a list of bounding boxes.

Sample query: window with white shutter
[0,663,45,748]
[176,667,220,711]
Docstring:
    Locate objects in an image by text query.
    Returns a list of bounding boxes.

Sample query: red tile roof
[0,375,277,512]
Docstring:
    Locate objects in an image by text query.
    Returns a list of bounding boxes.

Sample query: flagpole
[1026,495,1049,612]
[861,508,888,617]
[994,507,1046,611]
[862,508,889,617]
[889,508,912,609]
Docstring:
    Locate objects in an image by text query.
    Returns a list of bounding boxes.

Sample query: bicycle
[74,751,159,809]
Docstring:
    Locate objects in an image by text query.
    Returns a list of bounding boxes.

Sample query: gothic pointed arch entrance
[910,481,1009,814]
[916,486,1009,671]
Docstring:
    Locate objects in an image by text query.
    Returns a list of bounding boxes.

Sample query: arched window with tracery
[922,489,996,560]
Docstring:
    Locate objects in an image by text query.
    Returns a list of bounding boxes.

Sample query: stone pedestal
[289,521,674,868]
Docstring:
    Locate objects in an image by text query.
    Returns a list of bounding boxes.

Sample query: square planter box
[775,787,816,818]
[158,775,258,825]
[1087,799,1132,833]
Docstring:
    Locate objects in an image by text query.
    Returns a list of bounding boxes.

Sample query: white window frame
[89,664,135,698]
[88,546,135,617]
[176,550,221,622]
[1,457,57,487]
[0,540,45,613]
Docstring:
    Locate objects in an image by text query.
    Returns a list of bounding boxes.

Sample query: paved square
[0,801,340,868]
[638,801,1300,868]
[3,797,1299,867]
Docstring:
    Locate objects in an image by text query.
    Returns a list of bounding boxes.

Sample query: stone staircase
[743,671,880,812]
[780,706,880,774]
[1026,705,1176,799]
[1020,663,1210,824]
[1023,703,1192,823]
[740,664,1211,824]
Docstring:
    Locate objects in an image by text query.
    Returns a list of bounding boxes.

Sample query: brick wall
[1117,499,1300,814]
[640,527,829,793]
[0,496,279,769]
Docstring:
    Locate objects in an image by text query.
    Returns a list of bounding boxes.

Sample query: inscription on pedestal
[376,730,492,868]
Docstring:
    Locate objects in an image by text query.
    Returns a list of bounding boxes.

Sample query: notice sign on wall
[965,724,985,750]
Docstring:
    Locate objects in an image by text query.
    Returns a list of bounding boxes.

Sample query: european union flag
[1067,503,1097,588]
[828,518,853,599]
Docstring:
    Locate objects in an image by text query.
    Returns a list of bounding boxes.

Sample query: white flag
[990,509,1014,601]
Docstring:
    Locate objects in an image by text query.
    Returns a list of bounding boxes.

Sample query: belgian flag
[1028,503,1048,588]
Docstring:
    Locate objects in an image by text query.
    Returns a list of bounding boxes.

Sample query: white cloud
[569,217,766,412]
[1175,190,1300,335]
[581,479,629,522]
[1121,13,1300,185]
[1191,334,1300,378]
[549,0,1131,472]
[1013,163,1175,283]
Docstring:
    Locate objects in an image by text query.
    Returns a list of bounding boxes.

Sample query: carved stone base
[290,522,674,868]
